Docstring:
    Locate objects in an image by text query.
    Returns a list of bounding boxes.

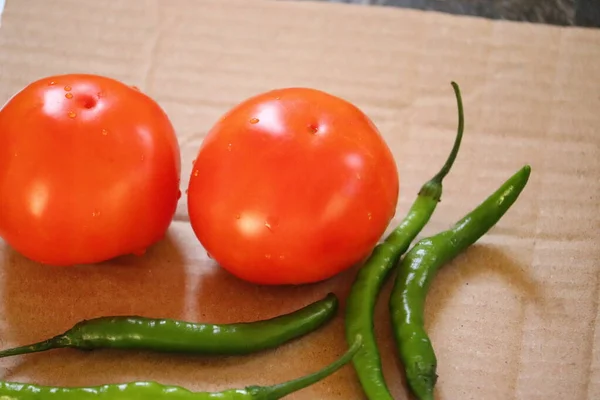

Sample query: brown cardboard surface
[0,0,599,399]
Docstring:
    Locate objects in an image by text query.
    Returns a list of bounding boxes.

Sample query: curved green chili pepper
[0,335,362,399]
[0,293,338,358]
[389,164,532,400]
[344,81,465,400]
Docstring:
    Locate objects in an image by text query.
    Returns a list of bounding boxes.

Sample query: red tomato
[0,74,181,266]
[187,88,399,285]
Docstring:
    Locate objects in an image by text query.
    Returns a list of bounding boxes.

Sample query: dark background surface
[292,0,600,27]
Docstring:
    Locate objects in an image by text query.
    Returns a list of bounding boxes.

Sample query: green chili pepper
[389,164,532,400]
[344,82,465,400]
[0,334,362,399]
[0,293,338,358]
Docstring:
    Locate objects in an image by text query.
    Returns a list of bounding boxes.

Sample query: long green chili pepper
[0,335,362,399]
[389,164,531,400]
[0,293,338,358]
[344,81,465,400]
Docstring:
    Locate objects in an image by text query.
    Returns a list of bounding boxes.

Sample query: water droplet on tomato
[68,111,77,118]
[193,170,199,177]
[367,212,373,220]
[102,129,108,136]
[279,255,285,260]
[265,254,272,259]
[64,85,72,91]
[264,216,279,232]
[250,118,259,124]
[227,143,232,151]
[48,81,56,86]
[65,93,73,99]
[141,155,145,161]
[356,173,362,180]
[92,210,101,217]
[275,96,281,100]
[235,213,241,219]
[308,124,318,134]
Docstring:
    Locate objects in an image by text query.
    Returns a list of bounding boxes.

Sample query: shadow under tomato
[0,228,187,375]
[191,259,357,324]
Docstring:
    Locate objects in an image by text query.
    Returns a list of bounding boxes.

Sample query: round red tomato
[0,74,181,266]
[187,88,399,285]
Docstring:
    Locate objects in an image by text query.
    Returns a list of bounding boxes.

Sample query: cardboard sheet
[0,0,599,398]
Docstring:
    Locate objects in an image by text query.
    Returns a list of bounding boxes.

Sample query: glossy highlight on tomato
[0,74,181,266]
[187,88,399,285]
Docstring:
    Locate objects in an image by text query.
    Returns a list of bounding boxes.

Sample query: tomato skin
[187,88,399,285]
[0,74,181,266]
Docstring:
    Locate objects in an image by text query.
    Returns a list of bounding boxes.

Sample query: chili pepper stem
[0,334,71,358]
[254,334,363,399]
[429,83,464,183]
[385,81,463,248]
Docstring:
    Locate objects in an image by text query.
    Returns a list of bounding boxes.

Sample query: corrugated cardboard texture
[0,0,599,399]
